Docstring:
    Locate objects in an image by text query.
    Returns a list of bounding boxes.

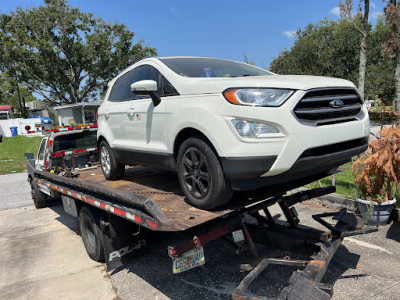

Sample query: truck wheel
[31,181,47,209]
[99,141,125,180]
[177,136,233,209]
[79,206,104,262]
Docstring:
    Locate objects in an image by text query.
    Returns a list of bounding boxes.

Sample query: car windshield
[53,131,97,152]
[159,57,273,78]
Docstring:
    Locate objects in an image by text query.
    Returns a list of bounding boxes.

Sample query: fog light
[232,120,279,138]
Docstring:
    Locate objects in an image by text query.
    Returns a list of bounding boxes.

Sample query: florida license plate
[173,246,205,274]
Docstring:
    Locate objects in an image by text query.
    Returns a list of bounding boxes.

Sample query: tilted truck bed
[33,164,239,231]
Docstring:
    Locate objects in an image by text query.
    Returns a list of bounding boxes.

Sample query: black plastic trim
[220,156,277,180]
[113,148,176,170]
[230,140,368,190]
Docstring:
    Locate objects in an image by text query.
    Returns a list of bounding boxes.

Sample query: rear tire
[177,136,233,209]
[31,181,47,209]
[79,206,104,262]
[99,141,125,180]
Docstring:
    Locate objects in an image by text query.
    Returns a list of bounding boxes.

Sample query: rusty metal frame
[232,210,378,300]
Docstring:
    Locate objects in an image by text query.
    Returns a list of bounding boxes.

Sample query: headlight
[232,120,279,138]
[223,88,294,107]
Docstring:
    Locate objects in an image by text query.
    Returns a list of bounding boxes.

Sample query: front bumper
[225,137,368,190]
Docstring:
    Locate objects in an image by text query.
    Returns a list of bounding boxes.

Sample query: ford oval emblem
[329,99,344,108]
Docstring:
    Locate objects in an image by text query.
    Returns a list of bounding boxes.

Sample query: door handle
[128,108,135,117]
[105,110,109,118]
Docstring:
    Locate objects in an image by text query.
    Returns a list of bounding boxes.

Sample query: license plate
[173,246,205,274]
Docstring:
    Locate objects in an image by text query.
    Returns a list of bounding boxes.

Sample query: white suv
[97,57,369,209]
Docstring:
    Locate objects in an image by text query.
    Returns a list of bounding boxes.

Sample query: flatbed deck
[77,166,235,230]
[34,164,243,231]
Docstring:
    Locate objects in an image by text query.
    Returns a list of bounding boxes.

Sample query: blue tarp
[28,116,52,124]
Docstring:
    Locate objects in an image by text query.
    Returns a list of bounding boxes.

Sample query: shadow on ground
[47,200,362,299]
[386,221,400,242]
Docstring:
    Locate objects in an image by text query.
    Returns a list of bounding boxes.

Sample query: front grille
[293,88,363,126]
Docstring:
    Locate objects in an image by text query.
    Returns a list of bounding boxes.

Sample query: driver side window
[131,65,178,99]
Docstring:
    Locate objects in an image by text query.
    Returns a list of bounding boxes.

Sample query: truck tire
[79,206,105,262]
[31,181,47,209]
[177,136,233,209]
[99,141,125,180]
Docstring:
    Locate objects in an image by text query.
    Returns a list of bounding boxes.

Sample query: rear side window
[53,132,97,152]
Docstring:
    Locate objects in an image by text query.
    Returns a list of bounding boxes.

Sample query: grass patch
[305,161,356,198]
[368,105,395,113]
[0,135,43,174]
[368,106,398,123]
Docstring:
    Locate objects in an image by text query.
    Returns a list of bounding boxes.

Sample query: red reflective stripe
[51,152,64,157]
[75,126,81,130]
[114,208,126,217]
[45,161,49,170]
[49,139,53,147]
[95,147,98,151]
[70,192,78,198]
[89,125,98,128]
[73,149,86,154]
[147,221,157,228]
[86,198,95,204]
[51,129,59,132]
[67,127,73,131]
[134,216,142,223]
[100,202,106,208]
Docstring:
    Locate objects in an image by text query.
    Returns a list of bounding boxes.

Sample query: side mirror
[131,80,161,107]
[24,153,34,159]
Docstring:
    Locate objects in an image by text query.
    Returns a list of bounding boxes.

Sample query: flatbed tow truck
[27,126,377,300]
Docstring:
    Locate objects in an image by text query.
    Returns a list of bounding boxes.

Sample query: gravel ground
[0,172,32,211]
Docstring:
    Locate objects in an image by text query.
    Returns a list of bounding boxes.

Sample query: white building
[54,101,102,126]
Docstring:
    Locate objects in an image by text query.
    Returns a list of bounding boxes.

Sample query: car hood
[176,75,356,95]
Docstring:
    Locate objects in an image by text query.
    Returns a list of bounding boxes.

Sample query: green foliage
[243,54,256,65]
[0,0,157,105]
[270,18,395,104]
[0,72,37,116]
[0,135,42,174]
[307,162,357,197]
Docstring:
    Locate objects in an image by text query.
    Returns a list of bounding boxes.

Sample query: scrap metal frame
[168,186,378,300]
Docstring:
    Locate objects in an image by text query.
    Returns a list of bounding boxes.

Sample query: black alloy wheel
[177,136,233,209]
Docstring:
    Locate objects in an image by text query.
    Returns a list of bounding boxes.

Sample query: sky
[0,0,387,69]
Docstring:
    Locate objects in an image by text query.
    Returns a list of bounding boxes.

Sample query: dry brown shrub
[352,124,400,202]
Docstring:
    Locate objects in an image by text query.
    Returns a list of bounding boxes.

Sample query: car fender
[168,107,227,157]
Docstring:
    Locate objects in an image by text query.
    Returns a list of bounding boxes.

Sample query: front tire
[79,206,104,262]
[99,141,125,180]
[177,136,233,209]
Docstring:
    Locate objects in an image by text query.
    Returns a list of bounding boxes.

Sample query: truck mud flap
[101,214,149,271]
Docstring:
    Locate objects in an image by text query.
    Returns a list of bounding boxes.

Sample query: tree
[382,1,400,112]
[340,0,370,99]
[243,54,256,65]
[270,19,361,81]
[0,0,156,105]
[0,72,36,117]
[270,17,395,103]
